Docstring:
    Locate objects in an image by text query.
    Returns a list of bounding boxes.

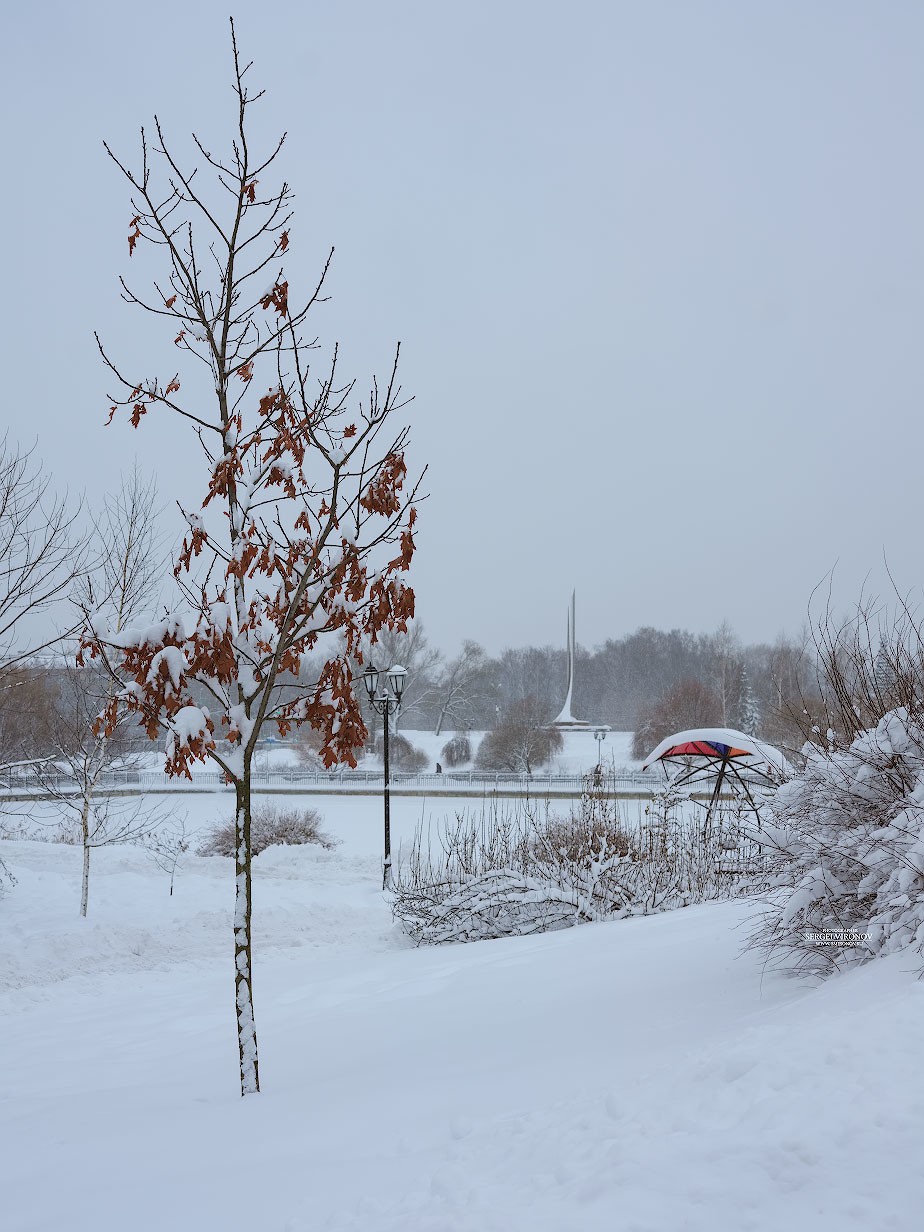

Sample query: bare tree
[30,662,167,916]
[31,470,165,917]
[357,620,441,731]
[761,629,820,757]
[632,678,724,760]
[475,698,563,774]
[0,665,57,766]
[147,815,190,896]
[80,466,164,636]
[433,640,487,736]
[493,646,566,716]
[788,586,924,750]
[0,436,84,680]
[294,722,326,769]
[83,23,421,1096]
[709,620,742,727]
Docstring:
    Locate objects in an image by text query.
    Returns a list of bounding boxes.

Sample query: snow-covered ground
[137,729,642,778]
[2,792,924,1231]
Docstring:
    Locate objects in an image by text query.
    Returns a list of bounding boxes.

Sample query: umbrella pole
[728,763,764,848]
[703,755,728,843]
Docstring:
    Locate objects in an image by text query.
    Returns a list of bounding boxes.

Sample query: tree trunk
[80,841,90,918]
[234,772,260,1095]
[80,795,91,918]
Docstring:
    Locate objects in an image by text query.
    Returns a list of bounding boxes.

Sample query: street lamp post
[591,726,611,794]
[593,725,609,771]
[362,663,407,889]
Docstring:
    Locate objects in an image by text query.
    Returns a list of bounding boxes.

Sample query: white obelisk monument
[552,591,590,730]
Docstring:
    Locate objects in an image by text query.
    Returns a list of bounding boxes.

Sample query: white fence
[0,766,665,798]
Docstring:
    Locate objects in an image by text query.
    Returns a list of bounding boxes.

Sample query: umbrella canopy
[642,728,790,782]
[642,727,790,836]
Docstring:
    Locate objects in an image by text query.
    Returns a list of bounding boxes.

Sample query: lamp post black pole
[590,727,610,801]
[382,705,392,889]
[362,663,407,890]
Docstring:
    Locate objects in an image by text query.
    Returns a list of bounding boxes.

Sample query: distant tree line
[0,435,816,777]
[354,619,820,763]
[3,614,822,773]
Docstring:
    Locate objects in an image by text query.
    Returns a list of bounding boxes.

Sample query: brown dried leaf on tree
[259,280,289,317]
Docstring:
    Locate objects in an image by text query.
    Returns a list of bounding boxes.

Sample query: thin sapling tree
[147,815,190,897]
[32,660,169,916]
[36,469,165,917]
[84,24,421,1096]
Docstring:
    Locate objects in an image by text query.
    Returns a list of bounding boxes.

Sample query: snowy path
[2,820,924,1230]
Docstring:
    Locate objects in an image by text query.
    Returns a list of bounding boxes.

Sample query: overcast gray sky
[3,0,922,655]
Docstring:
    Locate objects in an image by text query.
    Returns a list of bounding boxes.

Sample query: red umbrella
[642,727,790,833]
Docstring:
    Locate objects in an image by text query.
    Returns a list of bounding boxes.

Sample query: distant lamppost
[593,724,616,793]
[593,726,609,772]
[362,663,407,889]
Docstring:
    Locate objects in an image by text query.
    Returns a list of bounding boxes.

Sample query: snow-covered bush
[750,707,924,975]
[390,735,429,773]
[199,804,335,857]
[370,732,428,772]
[391,790,755,945]
[440,733,471,768]
[0,814,78,843]
[474,699,563,774]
